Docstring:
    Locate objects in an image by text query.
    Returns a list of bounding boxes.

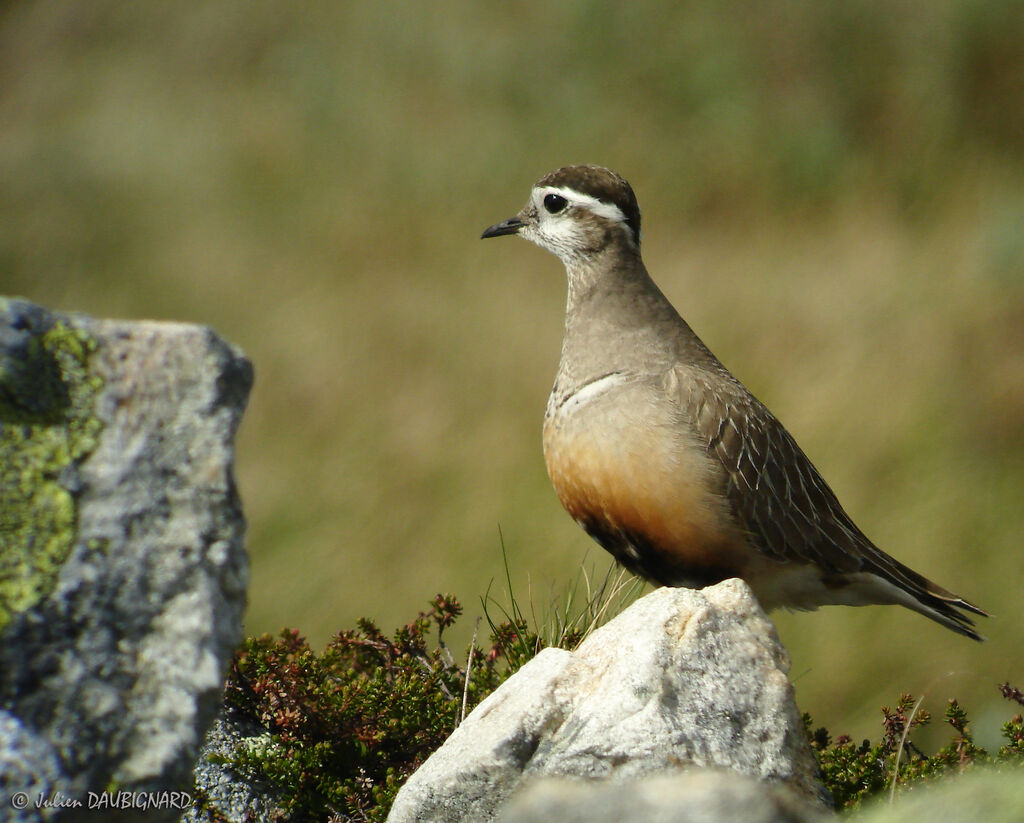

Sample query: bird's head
[482,165,641,266]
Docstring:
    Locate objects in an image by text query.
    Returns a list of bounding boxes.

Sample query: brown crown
[537,165,642,243]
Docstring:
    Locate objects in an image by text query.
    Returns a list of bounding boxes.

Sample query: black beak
[481,216,524,239]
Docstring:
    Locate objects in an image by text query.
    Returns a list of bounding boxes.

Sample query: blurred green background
[3,1,1022,744]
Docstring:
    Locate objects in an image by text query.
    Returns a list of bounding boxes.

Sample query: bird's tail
[865,550,988,641]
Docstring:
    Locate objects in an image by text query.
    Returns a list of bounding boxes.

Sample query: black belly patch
[576,514,736,589]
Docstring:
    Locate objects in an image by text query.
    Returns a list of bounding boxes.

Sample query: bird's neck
[556,251,685,389]
[563,245,643,306]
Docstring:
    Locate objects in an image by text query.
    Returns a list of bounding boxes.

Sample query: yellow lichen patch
[0,307,104,630]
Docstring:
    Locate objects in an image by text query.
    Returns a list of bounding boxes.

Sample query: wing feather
[680,367,897,574]
[668,364,986,637]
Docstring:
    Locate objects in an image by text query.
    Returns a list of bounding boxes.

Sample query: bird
[481,164,987,640]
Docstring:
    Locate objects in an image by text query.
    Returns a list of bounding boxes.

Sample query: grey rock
[0,297,252,822]
[179,708,286,823]
[386,580,830,823]
[497,770,827,823]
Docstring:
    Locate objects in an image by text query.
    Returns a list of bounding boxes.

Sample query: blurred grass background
[2,0,1022,744]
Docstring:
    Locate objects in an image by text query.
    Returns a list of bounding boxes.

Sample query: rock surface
[0,297,252,822]
[386,580,830,823]
[497,770,826,823]
[179,708,286,823]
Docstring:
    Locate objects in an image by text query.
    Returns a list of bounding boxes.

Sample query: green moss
[0,303,104,631]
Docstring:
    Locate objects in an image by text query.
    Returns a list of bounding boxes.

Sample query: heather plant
[220,595,510,820]
[808,684,1024,810]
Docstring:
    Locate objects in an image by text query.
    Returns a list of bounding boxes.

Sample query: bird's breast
[542,373,750,586]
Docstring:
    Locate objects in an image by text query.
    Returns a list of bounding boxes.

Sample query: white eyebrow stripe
[538,185,628,224]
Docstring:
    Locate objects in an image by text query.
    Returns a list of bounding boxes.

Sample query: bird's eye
[543,193,568,214]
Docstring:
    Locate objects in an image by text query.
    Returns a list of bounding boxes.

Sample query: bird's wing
[676,369,869,573]
[667,364,986,627]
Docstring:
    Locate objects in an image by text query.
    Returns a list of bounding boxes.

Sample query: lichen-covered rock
[0,300,104,629]
[0,297,252,822]
[181,708,286,823]
[387,581,830,823]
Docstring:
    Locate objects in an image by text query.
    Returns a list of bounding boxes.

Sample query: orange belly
[543,410,750,587]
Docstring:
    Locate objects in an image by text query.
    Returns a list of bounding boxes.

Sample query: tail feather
[907,594,987,642]
[864,550,989,641]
